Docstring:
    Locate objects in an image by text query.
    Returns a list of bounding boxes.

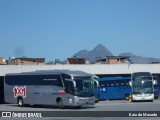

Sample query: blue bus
[153,76,160,99]
[95,77,131,100]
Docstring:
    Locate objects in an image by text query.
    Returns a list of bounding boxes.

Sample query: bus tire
[76,106,81,109]
[95,100,99,103]
[17,97,24,107]
[149,100,154,102]
[57,98,64,109]
[154,96,158,99]
[131,99,135,102]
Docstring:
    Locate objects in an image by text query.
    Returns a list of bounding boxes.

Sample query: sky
[0,0,160,62]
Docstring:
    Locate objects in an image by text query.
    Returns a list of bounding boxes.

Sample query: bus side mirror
[129,81,132,86]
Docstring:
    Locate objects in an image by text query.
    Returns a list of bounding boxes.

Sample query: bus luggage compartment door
[99,87,108,100]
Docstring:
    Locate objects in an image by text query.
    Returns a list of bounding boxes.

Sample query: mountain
[72,44,160,64]
[119,53,160,64]
[73,44,113,62]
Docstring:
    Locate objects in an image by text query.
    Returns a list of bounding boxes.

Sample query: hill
[119,53,160,64]
[73,44,113,62]
[72,44,160,64]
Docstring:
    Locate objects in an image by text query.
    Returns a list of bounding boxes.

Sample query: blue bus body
[95,77,131,100]
[94,79,100,102]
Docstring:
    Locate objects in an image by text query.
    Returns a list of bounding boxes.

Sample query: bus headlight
[74,96,80,101]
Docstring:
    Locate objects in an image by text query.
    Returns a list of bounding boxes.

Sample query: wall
[0,64,160,76]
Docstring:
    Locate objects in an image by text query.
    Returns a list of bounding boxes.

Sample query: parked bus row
[3,70,160,108]
[94,72,159,102]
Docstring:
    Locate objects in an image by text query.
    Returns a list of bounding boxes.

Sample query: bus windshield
[132,77,153,94]
[74,76,94,97]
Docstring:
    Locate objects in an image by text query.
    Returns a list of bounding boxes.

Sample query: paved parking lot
[0,100,160,120]
[1,100,160,111]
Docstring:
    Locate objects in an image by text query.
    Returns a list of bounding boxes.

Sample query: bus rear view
[130,72,155,102]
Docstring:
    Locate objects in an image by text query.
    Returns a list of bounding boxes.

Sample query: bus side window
[63,80,74,94]
[99,81,105,87]
[115,80,120,86]
[125,81,129,86]
[110,81,115,87]
[106,82,110,87]
[120,81,125,86]
[56,75,63,87]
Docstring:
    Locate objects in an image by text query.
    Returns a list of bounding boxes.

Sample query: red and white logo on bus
[13,86,26,98]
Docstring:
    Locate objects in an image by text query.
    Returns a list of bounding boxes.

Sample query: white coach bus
[130,72,155,102]
[4,70,95,108]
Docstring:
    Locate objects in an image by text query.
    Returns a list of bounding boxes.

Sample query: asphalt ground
[0,100,160,120]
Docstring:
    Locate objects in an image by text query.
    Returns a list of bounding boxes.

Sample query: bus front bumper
[74,96,95,106]
[132,94,154,101]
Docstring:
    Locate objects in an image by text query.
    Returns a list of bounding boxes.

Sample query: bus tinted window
[5,74,61,86]
[64,80,74,95]
[110,81,115,87]
[61,74,71,80]
[99,81,105,87]
[115,80,122,86]
[56,75,63,87]
[120,81,125,86]
[125,82,130,86]
[98,79,130,87]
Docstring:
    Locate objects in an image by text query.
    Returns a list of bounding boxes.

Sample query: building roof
[15,58,45,63]
[94,56,130,63]
[105,56,130,59]
[67,58,85,64]
[149,62,160,64]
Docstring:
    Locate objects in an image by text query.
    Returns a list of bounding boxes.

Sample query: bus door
[115,80,128,99]
[99,81,109,100]
[114,80,122,99]
[99,81,106,100]
[108,80,124,99]
[116,80,131,99]
[108,80,120,99]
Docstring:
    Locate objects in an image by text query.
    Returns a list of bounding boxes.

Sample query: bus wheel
[17,97,24,107]
[57,99,64,109]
